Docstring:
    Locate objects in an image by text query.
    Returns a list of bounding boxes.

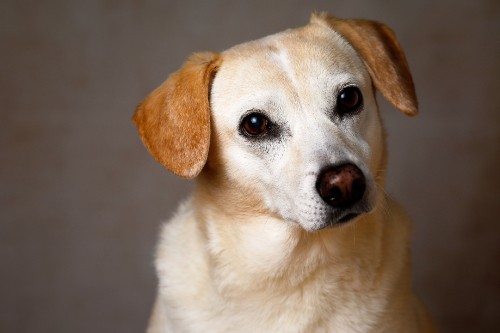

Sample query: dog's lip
[313,211,362,231]
[337,212,360,224]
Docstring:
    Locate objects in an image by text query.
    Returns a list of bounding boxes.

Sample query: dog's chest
[168,282,387,333]
[158,209,390,333]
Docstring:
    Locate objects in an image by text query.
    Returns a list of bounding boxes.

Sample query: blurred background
[1,0,499,332]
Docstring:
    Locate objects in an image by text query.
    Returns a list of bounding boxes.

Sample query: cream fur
[140,14,437,333]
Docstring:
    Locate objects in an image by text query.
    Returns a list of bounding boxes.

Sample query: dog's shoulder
[155,198,211,299]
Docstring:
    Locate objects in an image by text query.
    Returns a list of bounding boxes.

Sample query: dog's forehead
[215,22,368,94]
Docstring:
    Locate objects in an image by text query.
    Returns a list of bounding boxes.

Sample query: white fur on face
[210,24,384,231]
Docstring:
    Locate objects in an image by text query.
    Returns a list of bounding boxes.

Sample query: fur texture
[134,13,437,333]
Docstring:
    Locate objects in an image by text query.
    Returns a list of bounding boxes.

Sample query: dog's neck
[191,180,393,297]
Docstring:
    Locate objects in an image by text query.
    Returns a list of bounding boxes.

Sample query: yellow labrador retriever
[134,12,437,333]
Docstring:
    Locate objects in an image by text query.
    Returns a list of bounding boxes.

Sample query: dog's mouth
[312,211,362,231]
[337,212,360,224]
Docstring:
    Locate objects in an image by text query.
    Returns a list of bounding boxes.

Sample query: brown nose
[316,163,366,208]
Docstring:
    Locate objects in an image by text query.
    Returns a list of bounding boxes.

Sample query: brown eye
[337,86,363,114]
[241,112,270,136]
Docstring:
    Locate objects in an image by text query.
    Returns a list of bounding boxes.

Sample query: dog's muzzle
[316,163,366,209]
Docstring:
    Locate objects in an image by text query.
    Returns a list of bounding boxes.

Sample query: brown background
[1,0,499,332]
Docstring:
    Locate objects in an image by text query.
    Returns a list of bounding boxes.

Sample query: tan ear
[133,52,221,178]
[312,13,418,116]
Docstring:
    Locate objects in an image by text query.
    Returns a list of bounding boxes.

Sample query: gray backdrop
[1,0,499,332]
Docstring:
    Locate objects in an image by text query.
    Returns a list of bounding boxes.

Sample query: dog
[133,12,437,333]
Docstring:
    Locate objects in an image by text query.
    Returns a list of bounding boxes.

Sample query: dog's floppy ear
[313,13,418,116]
[133,52,221,178]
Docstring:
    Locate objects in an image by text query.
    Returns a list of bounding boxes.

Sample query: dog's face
[209,25,382,231]
[133,13,418,232]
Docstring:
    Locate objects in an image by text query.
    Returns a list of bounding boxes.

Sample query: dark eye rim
[239,110,274,138]
[336,85,364,116]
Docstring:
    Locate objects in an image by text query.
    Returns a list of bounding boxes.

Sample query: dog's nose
[316,163,366,208]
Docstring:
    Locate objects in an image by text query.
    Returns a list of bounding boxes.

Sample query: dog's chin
[298,204,374,232]
[313,212,361,231]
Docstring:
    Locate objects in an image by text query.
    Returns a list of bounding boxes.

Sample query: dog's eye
[240,112,271,136]
[337,86,363,115]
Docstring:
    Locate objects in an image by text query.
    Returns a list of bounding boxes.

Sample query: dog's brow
[271,49,297,86]
[270,47,302,104]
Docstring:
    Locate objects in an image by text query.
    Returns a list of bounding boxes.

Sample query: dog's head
[133,13,417,231]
